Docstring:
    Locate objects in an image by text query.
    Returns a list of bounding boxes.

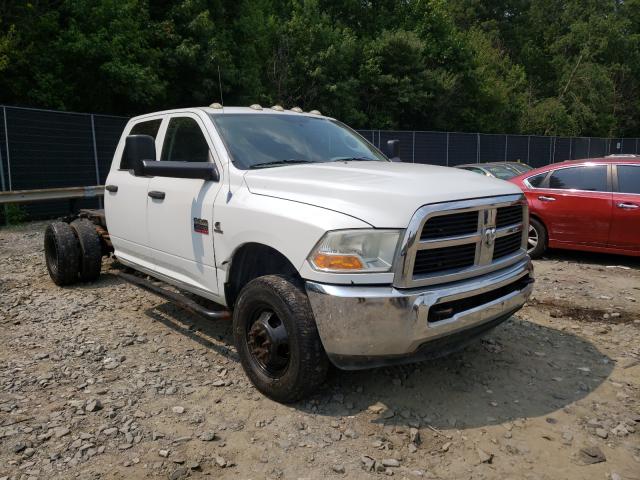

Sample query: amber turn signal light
[312,253,364,270]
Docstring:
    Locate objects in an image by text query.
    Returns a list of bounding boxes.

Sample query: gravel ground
[1,221,639,480]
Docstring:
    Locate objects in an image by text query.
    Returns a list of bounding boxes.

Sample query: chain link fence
[0,105,637,222]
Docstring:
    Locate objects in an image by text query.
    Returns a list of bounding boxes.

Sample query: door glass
[549,166,607,191]
[525,172,547,188]
[120,119,162,169]
[618,165,640,194]
[161,117,210,162]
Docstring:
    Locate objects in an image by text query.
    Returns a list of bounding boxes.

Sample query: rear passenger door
[532,165,612,247]
[609,164,640,251]
[104,118,162,265]
[146,113,223,298]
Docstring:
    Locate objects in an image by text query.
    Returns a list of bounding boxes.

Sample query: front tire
[44,222,80,286]
[233,275,328,403]
[527,218,547,259]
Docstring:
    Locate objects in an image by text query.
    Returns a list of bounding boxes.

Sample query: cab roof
[130,106,333,123]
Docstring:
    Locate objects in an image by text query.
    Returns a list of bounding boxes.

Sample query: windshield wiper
[330,156,377,162]
[248,159,314,169]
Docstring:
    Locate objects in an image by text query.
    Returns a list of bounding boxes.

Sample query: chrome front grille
[394,195,528,288]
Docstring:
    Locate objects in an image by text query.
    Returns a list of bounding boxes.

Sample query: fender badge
[193,218,209,235]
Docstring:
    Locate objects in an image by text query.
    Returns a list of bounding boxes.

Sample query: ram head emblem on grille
[483,227,497,246]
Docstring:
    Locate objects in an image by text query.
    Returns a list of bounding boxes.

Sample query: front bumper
[306,258,534,369]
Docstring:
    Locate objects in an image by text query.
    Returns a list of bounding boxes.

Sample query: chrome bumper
[306,258,534,369]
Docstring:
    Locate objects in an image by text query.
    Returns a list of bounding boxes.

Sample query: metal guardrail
[0,185,104,204]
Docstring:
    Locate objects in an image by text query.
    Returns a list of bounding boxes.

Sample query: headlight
[308,229,402,273]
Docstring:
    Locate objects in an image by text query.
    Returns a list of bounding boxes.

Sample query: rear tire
[44,222,80,286]
[70,219,102,282]
[527,218,547,259]
[233,275,328,403]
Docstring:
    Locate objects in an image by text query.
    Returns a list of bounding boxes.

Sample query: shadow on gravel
[145,302,238,362]
[300,317,614,430]
[539,249,640,269]
[136,292,614,430]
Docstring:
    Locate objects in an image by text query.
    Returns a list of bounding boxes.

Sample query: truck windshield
[209,114,387,169]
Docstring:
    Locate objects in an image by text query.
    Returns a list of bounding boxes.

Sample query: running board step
[116,271,231,320]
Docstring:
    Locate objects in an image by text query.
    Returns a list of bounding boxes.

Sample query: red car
[509,156,640,258]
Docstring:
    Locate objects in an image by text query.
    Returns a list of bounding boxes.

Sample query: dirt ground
[0,221,638,480]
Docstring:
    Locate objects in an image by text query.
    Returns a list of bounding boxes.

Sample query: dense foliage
[1,0,638,136]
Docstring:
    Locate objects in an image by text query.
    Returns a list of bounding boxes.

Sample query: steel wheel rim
[527,224,538,252]
[246,308,290,377]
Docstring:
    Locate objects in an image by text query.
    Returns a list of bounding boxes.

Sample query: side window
[525,172,547,188]
[120,119,162,169]
[549,166,607,192]
[618,165,640,194]
[161,117,210,163]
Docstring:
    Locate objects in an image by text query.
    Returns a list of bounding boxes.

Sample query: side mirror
[141,160,219,181]
[125,135,156,176]
[385,139,401,162]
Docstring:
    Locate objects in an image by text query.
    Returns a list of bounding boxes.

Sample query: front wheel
[527,218,547,259]
[233,275,328,403]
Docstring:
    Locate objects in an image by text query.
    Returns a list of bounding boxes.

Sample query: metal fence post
[446,132,450,166]
[636,138,638,154]
[90,114,103,208]
[412,131,415,163]
[476,133,480,163]
[527,136,531,164]
[587,137,591,158]
[2,106,11,191]
[569,137,572,160]
[0,116,5,193]
[0,110,6,225]
[504,135,508,162]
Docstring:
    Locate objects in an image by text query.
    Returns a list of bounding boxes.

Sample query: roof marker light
[290,106,303,113]
[271,105,284,111]
[209,102,223,109]
[309,109,322,115]
[249,104,263,110]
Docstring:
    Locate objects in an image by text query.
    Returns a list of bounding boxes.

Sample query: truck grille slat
[492,232,522,260]
[495,205,523,228]
[413,244,476,275]
[420,211,478,240]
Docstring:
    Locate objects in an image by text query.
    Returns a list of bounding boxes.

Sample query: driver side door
[146,114,223,299]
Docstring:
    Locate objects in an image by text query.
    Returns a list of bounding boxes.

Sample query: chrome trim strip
[419,232,482,249]
[393,194,528,288]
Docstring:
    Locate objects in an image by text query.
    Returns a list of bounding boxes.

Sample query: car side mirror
[125,135,156,176]
[385,139,401,162]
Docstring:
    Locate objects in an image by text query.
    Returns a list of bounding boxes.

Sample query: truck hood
[244,161,523,227]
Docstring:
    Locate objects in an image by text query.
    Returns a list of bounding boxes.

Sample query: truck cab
[45,105,534,402]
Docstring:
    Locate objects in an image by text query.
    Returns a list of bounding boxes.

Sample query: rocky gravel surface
[1,222,639,480]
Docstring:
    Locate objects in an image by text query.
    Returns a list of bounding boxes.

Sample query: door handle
[148,191,166,200]
[538,195,556,202]
[617,202,638,210]
[105,185,118,193]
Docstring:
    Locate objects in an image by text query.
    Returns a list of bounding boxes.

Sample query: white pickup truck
[44,105,534,402]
